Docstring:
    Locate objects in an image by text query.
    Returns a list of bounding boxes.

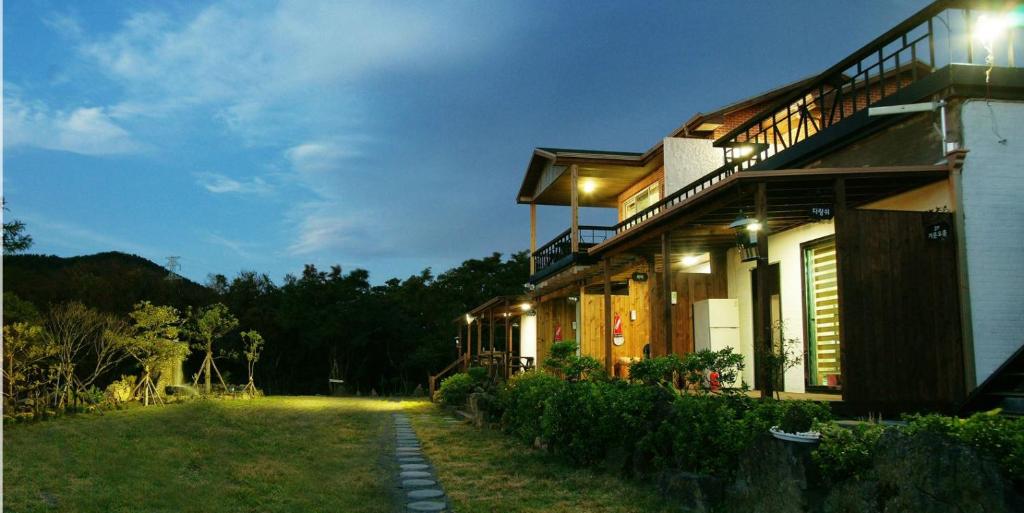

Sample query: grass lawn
[5,397,675,513]
[3,396,429,513]
[412,410,678,513]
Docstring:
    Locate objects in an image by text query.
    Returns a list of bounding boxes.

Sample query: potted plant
[770,402,825,443]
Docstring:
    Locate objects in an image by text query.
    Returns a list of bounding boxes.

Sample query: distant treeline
[3,251,528,395]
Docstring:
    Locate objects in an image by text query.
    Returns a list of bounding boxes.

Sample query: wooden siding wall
[581,275,652,364]
[650,251,729,357]
[536,297,576,364]
[836,209,964,413]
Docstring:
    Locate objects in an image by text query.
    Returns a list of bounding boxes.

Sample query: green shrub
[904,411,1024,483]
[501,371,565,444]
[777,400,832,433]
[680,348,746,393]
[541,380,622,465]
[629,354,683,387]
[543,341,607,382]
[812,422,887,484]
[434,372,476,408]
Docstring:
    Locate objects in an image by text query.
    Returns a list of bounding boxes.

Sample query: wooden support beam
[603,259,613,375]
[570,164,580,253]
[476,317,482,358]
[489,309,495,353]
[530,203,537,275]
[661,232,673,355]
[754,182,772,399]
[646,255,658,357]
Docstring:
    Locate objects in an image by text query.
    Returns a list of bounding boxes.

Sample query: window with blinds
[804,238,841,388]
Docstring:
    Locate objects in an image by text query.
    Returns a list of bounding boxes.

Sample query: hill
[3,251,215,316]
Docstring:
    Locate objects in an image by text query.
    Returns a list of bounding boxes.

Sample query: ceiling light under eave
[681,255,701,267]
[581,180,597,194]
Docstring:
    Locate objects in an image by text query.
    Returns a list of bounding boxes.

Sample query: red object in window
[709,371,721,391]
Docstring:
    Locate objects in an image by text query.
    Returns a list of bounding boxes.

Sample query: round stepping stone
[396,447,421,452]
[400,470,432,479]
[400,463,430,471]
[401,478,437,488]
[397,444,421,448]
[407,488,444,500]
[399,457,425,463]
[407,500,446,512]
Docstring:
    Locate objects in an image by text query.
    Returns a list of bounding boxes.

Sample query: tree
[122,302,188,406]
[2,322,54,411]
[44,302,132,407]
[2,200,33,254]
[240,330,264,397]
[185,303,238,394]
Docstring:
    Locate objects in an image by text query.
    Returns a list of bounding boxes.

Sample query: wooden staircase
[960,344,1024,418]
[428,354,469,402]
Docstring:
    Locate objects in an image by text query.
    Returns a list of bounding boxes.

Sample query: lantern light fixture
[519,302,532,312]
[465,313,474,325]
[730,212,763,262]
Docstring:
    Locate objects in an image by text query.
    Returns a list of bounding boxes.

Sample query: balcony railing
[532,225,616,276]
[609,0,1023,239]
[714,1,1009,170]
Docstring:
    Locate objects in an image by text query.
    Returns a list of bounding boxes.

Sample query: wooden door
[835,209,964,413]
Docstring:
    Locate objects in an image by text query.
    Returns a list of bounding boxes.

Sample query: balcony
[530,225,616,283]
[606,0,1024,240]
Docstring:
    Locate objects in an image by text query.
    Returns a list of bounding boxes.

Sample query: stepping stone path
[392,413,449,512]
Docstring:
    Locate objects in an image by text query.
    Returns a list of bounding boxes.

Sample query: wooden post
[506,309,513,378]
[476,316,482,360]
[754,182,772,399]
[603,259,614,375]
[577,284,585,354]
[661,232,673,355]
[833,177,849,397]
[489,308,495,353]
[530,203,537,275]
[570,164,580,253]
[647,255,658,358]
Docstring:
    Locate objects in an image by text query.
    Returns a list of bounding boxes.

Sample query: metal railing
[532,225,616,274]
[609,1,1023,239]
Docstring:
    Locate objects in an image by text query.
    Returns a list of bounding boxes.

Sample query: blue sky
[3,0,929,284]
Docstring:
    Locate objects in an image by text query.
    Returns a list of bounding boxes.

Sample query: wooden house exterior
[513,0,1024,415]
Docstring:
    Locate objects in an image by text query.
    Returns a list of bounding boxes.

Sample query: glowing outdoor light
[519,302,532,312]
[975,13,1011,45]
[681,255,701,267]
[730,212,763,262]
[581,180,597,194]
[465,314,474,325]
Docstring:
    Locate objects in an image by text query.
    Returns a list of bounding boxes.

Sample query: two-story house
[440,0,1024,415]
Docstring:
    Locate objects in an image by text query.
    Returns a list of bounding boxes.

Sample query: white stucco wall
[663,137,722,194]
[727,222,837,392]
[960,99,1024,383]
[520,313,537,364]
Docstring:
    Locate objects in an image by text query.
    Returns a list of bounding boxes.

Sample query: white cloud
[205,233,261,260]
[195,172,273,195]
[4,95,145,156]
[285,141,360,174]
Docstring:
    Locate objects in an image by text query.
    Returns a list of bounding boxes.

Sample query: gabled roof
[517,74,829,206]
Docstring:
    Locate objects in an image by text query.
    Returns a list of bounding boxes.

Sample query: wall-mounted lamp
[465,314,474,325]
[519,302,532,312]
[730,212,763,262]
[681,255,701,267]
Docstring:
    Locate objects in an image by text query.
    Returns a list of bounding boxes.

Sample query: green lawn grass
[3,396,429,513]
[5,397,676,513]
[412,410,678,513]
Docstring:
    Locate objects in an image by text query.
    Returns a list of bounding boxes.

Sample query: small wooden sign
[632,272,649,282]
[926,221,951,242]
[809,206,833,220]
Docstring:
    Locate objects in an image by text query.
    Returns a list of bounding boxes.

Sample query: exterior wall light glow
[681,255,701,267]
[730,213,763,262]
[581,180,597,194]
[519,302,532,312]
[975,13,1011,45]
[465,314,474,325]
